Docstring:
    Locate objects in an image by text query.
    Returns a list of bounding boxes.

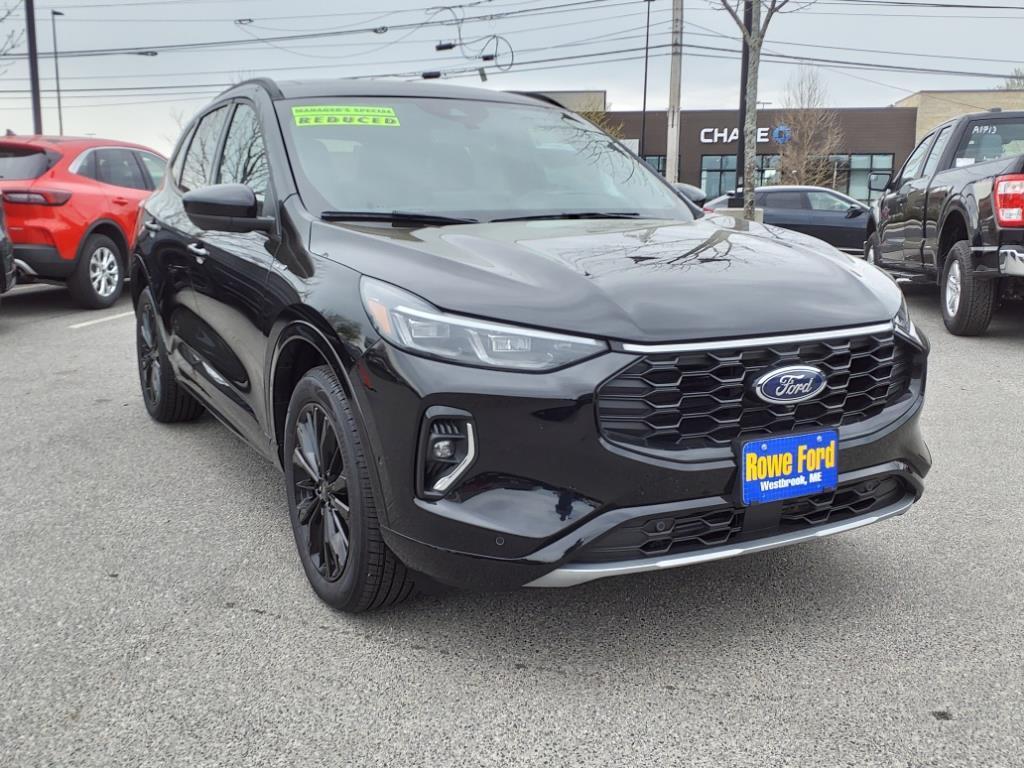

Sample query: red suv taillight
[994,174,1024,228]
[2,189,71,206]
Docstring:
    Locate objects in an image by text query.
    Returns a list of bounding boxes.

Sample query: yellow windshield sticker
[292,105,400,127]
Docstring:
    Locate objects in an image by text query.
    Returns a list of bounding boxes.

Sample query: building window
[700,154,779,199]
[823,154,894,202]
[643,155,666,174]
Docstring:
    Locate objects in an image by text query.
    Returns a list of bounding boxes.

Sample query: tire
[283,365,416,613]
[864,232,882,265]
[940,240,996,336]
[68,233,124,309]
[135,287,205,423]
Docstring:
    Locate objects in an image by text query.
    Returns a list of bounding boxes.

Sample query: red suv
[0,137,166,308]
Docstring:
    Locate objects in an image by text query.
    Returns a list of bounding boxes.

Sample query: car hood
[310,214,902,343]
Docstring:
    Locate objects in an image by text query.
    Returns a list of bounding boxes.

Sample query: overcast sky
[0,0,1019,154]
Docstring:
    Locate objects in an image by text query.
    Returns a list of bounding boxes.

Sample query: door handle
[187,242,208,263]
[113,196,130,205]
[144,221,160,233]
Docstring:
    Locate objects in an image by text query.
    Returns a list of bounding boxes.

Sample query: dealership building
[544,89,1024,202]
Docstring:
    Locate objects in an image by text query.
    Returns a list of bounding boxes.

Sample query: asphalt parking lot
[1,281,1022,768]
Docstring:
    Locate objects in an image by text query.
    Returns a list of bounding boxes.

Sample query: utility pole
[664,0,683,183]
[51,11,65,136]
[639,0,654,159]
[26,0,43,134]
[734,0,753,208]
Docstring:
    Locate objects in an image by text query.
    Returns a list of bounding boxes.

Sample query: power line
[0,0,653,60]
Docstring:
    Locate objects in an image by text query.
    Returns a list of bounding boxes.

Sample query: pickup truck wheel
[865,232,882,265]
[135,288,205,423]
[941,241,995,336]
[284,365,417,613]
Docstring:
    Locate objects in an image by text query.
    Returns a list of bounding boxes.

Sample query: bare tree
[1000,67,1024,90]
[775,67,843,187]
[1,3,24,73]
[579,104,625,140]
[711,0,819,217]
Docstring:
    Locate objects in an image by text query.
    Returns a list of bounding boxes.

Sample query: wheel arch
[936,206,972,282]
[77,218,131,267]
[267,309,361,468]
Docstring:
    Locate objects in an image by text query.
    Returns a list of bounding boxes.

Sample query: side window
[767,191,806,210]
[806,191,852,212]
[169,127,193,187]
[898,136,933,185]
[137,152,166,190]
[922,126,953,178]
[73,150,97,181]
[218,103,270,205]
[180,105,229,192]
[95,148,148,190]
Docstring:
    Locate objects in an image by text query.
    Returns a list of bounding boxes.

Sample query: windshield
[0,145,56,180]
[279,97,693,223]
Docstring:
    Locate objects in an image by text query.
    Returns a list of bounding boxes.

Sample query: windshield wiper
[490,212,642,223]
[321,210,478,226]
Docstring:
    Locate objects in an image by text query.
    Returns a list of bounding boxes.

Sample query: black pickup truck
[866,111,1024,336]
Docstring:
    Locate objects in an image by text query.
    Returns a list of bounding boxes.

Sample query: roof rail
[508,91,566,109]
[217,78,284,100]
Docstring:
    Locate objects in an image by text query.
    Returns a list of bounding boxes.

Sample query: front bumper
[354,330,930,591]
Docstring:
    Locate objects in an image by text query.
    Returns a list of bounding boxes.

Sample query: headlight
[360,277,607,371]
[893,295,922,343]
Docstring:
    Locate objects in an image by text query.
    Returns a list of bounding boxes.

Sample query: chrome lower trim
[618,322,894,354]
[999,248,1024,277]
[526,493,914,588]
[13,258,37,276]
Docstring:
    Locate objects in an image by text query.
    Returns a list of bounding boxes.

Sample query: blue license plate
[741,430,838,505]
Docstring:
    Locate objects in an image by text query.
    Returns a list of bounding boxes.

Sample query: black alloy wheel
[138,301,163,408]
[291,403,351,582]
[135,287,205,423]
[283,365,416,612]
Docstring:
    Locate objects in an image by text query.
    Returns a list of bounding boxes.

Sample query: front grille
[573,507,744,563]
[573,475,909,564]
[779,475,907,530]
[597,330,917,452]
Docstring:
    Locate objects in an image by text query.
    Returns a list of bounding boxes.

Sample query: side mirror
[846,205,865,219]
[868,172,891,193]
[183,184,273,233]
[674,183,707,207]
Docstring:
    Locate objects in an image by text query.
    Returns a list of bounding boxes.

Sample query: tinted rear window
[0,145,56,180]
[954,119,1024,166]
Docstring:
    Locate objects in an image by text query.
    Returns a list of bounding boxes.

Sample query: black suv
[133,79,931,612]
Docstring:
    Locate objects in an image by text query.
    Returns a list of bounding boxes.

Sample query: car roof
[0,135,163,155]
[221,77,560,109]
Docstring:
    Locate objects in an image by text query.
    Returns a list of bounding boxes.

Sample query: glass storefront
[700,155,779,199]
[699,153,893,202]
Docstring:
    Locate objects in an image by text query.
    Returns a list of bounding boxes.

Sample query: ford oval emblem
[754,365,828,405]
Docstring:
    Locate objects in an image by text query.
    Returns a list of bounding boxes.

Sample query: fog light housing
[417,407,477,499]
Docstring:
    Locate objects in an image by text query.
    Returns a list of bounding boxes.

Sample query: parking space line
[69,310,135,330]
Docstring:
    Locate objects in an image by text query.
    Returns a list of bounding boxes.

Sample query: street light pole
[25,0,43,134]
[639,0,654,160]
[51,10,65,136]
